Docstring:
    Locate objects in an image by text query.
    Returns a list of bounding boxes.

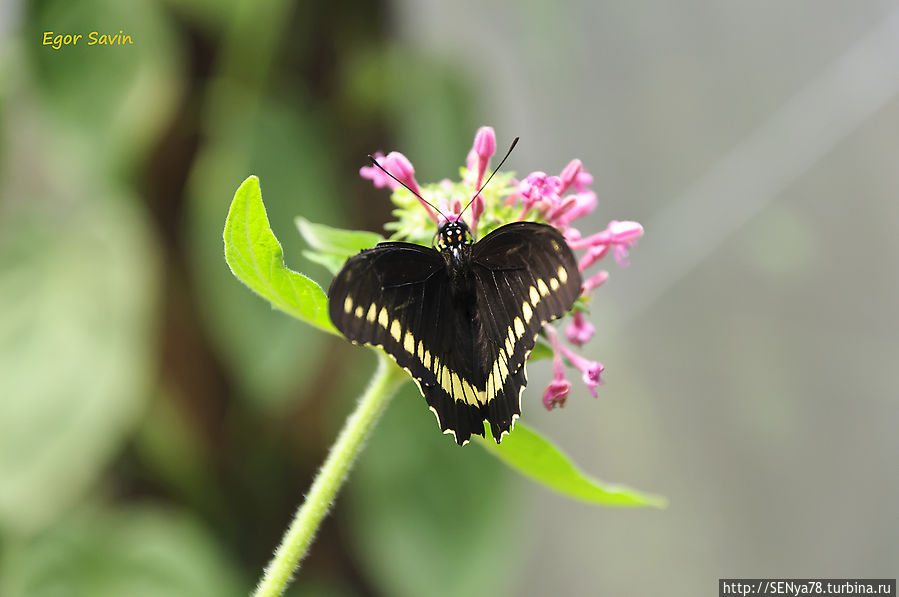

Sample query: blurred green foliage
[0,0,544,594]
[1,506,242,597]
[0,189,157,534]
[349,381,523,597]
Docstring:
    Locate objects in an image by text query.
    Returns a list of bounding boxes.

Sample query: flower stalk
[253,353,406,597]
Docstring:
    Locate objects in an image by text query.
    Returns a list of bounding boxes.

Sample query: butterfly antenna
[459,136,520,218]
[367,155,447,220]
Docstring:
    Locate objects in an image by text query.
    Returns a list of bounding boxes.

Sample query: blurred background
[1,0,897,595]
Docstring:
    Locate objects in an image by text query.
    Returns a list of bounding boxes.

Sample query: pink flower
[565,311,594,346]
[458,127,498,232]
[558,342,605,398]
[559,159,595,194]
[608,220,643,266]
[544,323,604,399]
[563,227,582,243]
[572,169,593,193]
[554,191,597,227]
[545,194,578,223]
[582,270,609,293]
[558,159,582,194]
[542,325,572,409]
[567,220,643,266]
[383,152,420,194]
[472,126,496,189]
[518,171,563,218]
[578,243,609,272]
[609,220,643,241]
[359,152,399,190]
[382,151,438,223]
[543,378,571,410]
[471,193,485,230]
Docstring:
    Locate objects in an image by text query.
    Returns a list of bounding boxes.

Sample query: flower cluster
[360,126,643,411]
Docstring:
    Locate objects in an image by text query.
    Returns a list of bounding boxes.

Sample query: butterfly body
[328,219,581,445]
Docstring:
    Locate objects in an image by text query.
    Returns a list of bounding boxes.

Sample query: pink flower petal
[582,270,609,293]
[359,152,399,190]
[609,220,644,244]
[565,311,595,346]
[473,126,496,159]
[578,244,609,272]
[559,159,582,193]
[543,378,572,410]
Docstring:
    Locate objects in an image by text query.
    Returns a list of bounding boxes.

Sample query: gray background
[395,1,899,593]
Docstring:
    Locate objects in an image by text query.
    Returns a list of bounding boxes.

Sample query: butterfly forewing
[328,242,444,377]
[328,242,489,443]
[328,222,582,445]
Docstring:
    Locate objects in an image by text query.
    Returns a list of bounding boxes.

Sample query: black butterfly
[328,217,582,445]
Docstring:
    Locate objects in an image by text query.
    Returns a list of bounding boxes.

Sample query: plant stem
[253,353,406,597]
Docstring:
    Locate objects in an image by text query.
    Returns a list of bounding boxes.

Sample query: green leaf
[477,422,667,508]
[301,251,347,276]
[296,216,382,276]
[224,176,336,335]
[527,339,553,362]
[296,216,382,255]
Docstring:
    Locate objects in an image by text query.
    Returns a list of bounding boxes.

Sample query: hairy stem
[253,353,406,597]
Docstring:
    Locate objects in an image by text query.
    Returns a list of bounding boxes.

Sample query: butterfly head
[434,218,473,258]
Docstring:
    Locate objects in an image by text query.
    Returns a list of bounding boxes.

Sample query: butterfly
[327,141,582,445]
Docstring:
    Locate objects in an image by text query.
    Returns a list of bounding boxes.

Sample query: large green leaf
[477,422,667,508]
[224,176,336,335]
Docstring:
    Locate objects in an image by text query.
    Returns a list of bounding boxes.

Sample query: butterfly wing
[328,242,488,444]
[329,223,582,446]
[471,222,583,440]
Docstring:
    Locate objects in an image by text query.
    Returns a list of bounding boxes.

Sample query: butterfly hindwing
[328,242,489,444]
